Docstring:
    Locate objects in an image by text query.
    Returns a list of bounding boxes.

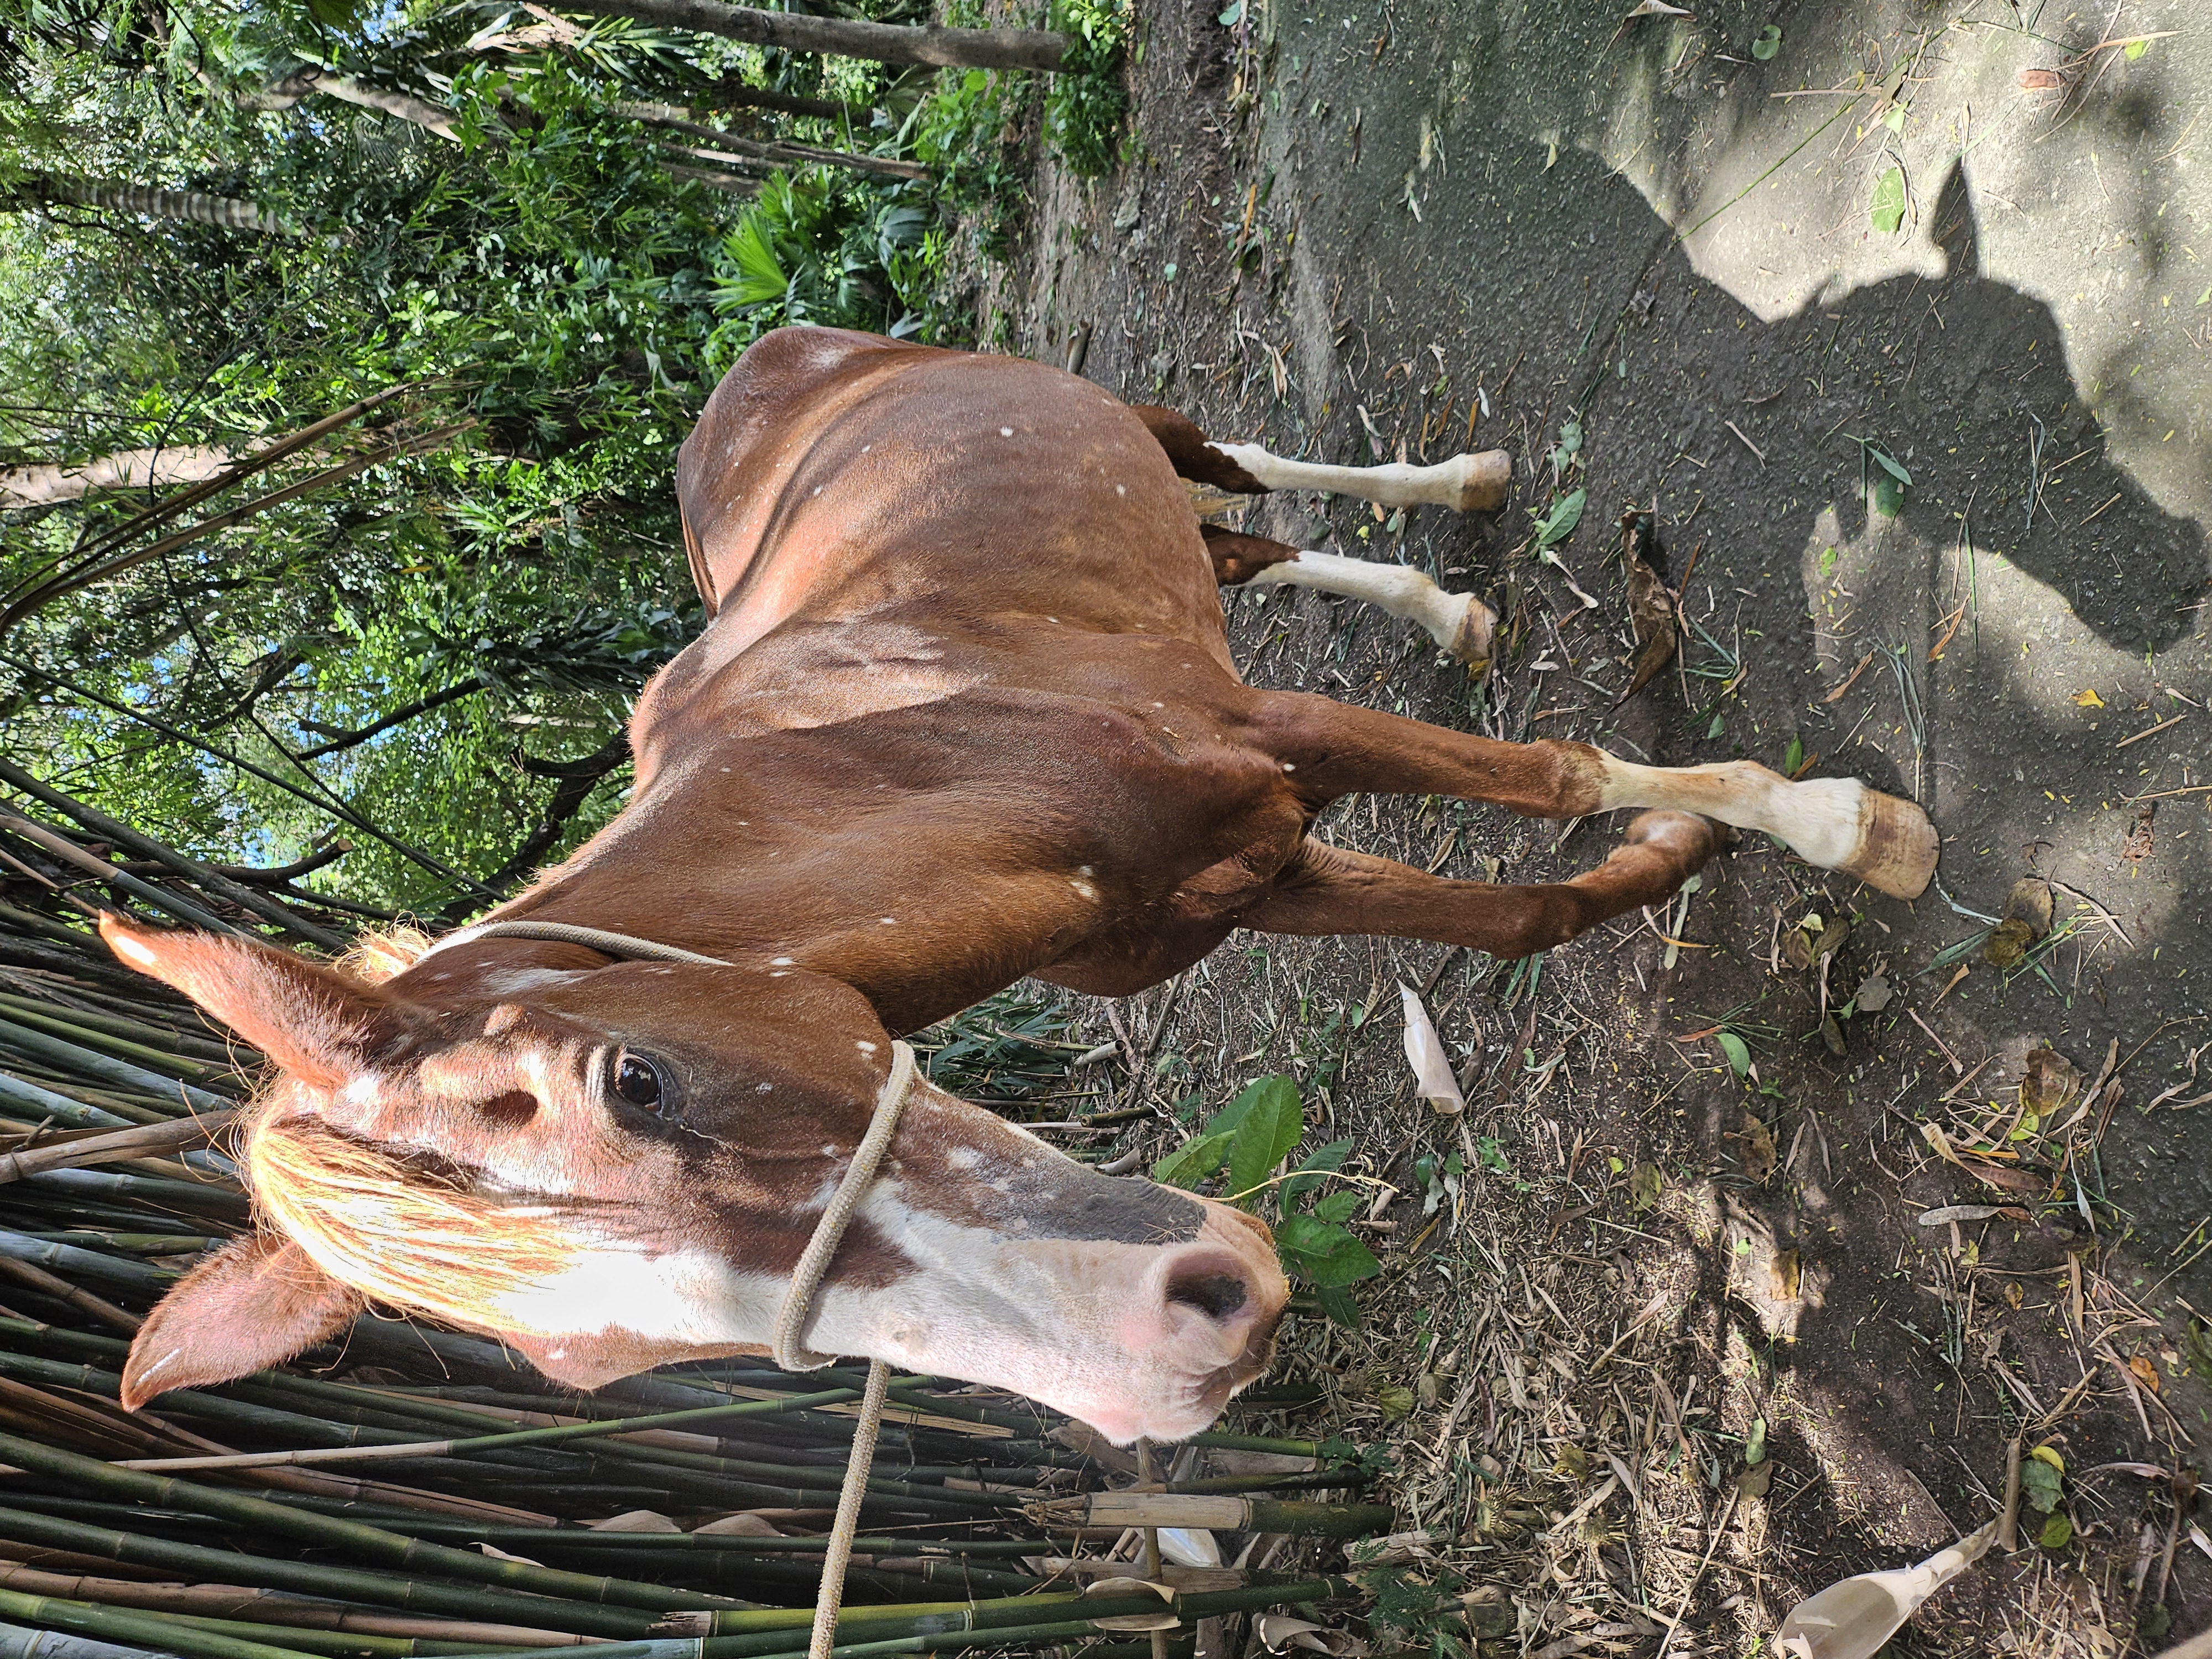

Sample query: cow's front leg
[1243,813,1720,957]
[1243,693,1939,900]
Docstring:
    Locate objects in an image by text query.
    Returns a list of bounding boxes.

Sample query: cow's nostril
[1167,1271,1249,1322]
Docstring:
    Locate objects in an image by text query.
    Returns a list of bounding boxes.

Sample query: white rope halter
[421,919,912,1659]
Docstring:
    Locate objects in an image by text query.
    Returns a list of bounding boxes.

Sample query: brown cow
[104,327,1936,1444]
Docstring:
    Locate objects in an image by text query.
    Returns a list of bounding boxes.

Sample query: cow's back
[673,328,1228,657]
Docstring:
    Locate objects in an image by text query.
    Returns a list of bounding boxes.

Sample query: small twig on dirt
[2000,1438,2023,1552]
[1908,1008,1964,1076]
[1655,1488,1738,1658]
[2112,713,2184,749]
[1822,650,1876,703]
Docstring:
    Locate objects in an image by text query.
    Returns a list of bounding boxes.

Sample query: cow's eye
[613,1053,663,1110]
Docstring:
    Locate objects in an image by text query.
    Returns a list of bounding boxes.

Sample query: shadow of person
[1801,159,2205,658]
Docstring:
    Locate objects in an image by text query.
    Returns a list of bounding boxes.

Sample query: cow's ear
[122,1233,364,1408]
[100,916,394,1089]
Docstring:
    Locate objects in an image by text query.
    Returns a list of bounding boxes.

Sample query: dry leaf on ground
[2021,1046,2082,1115]
[1617,507,1678,703]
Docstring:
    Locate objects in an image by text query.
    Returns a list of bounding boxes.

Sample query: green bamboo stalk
[9,1171,248,1219]
[0,813,242,941]
[0,1563,604,1650]
[0,760,351,952]
[0,1615,177,1659]
[471,1578,1353,1657]
[0,1009,241,1092]
[0,1021,234,1112]
[0,995,246,1071]
[114,1388,872,1471]
[1177,1432,1323,1456]
[22,1234,215,1255]
[0,1510,670,1640]
[0,1229,175,1291]
[0,1439,757,1622]
[0,1074,135,1130]
[117,1610,502,1659]
[0,1587,317,1659]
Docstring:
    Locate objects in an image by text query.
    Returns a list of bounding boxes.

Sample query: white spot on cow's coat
[771,956,795,966]
[880,917,897,925]
[343,1074,382,1108]
[857,1040,878,1053]
[1000,427,1014,437]
[1282,762,1297,772]
[1116,484,1127,495]
[757,1082,773,1092]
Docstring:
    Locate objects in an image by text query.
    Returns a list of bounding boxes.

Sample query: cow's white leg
[1243,550,1495,670]
[1591,757,1939,901]
[1210,442,1511,513]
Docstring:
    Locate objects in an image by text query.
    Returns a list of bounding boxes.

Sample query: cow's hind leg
[1132,405,1512,513]
[1246,693,1940,900]
[1202,528,1495,670]
[1136,405,1504,670]
[1245,813,1720,958]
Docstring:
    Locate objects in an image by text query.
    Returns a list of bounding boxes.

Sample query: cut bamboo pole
[0,1118,234,1187]
[0,1615,179,1659]
[0,1439,754,1623]
[1040,1494,1393,1537]
[108,1389,868,1471]
[0,1023,235,1113]
[0,762,351,952]
[0,816,241,942]
[0,1587,316,1659]
[0,1510,668,1639]
[0,1566,607,1646]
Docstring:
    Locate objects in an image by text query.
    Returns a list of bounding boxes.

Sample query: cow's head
[103,918,1285,1443]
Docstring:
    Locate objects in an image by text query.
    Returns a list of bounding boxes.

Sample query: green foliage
[1153,1073,1381,1323]
[1532,487,1585,549]
[710,169,933,343]
[1357,1563,1473,1659]
[2020,1454,2063,1514]
[0,8,954,909]
[1043,0,1130,178]
[1870,164,1907,234]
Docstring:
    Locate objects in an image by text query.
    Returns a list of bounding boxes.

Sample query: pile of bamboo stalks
[0,773,1386,1659]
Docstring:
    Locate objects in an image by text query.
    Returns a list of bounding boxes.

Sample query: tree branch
[478,731,632,898]
[555,0,1067,72]
[295,679,491,760]
[6,173,301,237]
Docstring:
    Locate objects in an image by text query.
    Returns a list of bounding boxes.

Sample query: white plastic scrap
[1771,1521,1998,1658]
[1399,982,1464,1115]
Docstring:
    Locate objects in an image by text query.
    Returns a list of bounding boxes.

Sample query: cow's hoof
[1439,450,1512,513]
[1838,789,1939,900]
[1446,593,1496,675]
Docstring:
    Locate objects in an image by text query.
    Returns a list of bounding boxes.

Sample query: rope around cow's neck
[420,919,913,1659]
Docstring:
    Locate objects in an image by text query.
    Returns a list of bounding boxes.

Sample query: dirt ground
[977,0,2212,1651]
